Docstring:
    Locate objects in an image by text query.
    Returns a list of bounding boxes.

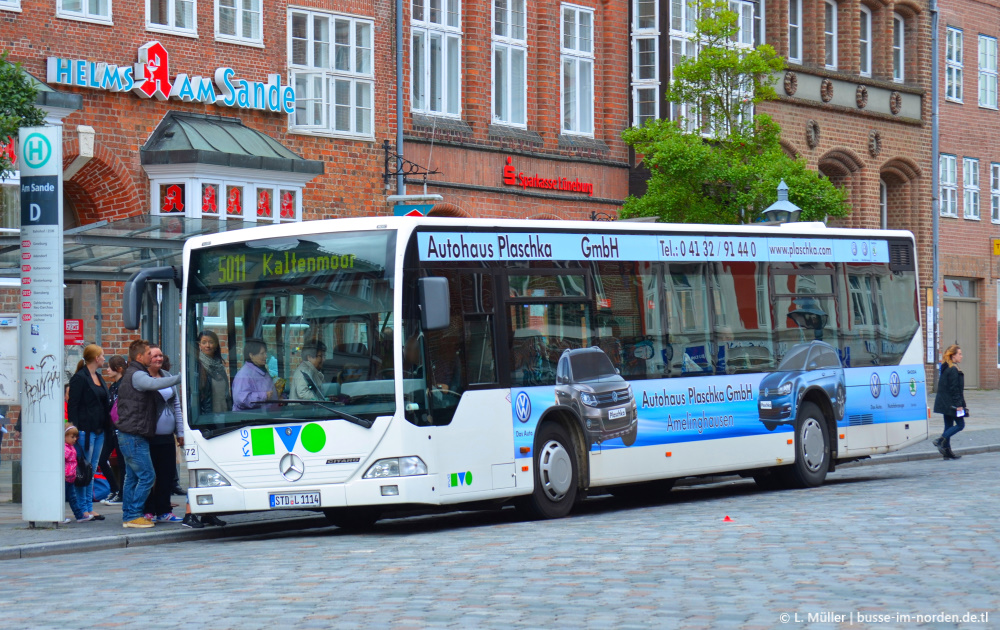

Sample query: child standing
[64,426,90,523]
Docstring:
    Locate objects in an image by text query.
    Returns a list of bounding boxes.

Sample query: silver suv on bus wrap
[555,347,638,447]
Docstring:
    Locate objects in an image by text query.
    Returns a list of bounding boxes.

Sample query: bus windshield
[186,229,397,435]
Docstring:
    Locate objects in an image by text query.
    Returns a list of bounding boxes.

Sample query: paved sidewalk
[2,389,999,560]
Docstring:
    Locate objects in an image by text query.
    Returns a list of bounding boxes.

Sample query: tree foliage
[1,50,46,178]
[621,0,850,224]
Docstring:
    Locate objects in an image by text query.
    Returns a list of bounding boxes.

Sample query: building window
[152,176,301,222]
[493,0,527,127]
[216,0,261,45]
[631,0,658,126]
[730,0,754,47]
[561,3,594,136]
[412,0,462,118]
[289,10,374,137]
[669,0,697,132]
[892,14,904,82]
[980,35,998,108]
[991,163,1000,223]
[58,0,112,24]
[788,0,801,63]
[859,7,871,77]
[964,157,980,220]
[879,179,887,229]
[0,0,21,12]
[824,1,837,70]
[947,28,964,102]
[940,154,958,217]
[147,0,196,35]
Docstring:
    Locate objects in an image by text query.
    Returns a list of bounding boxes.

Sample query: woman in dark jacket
[67,344,111,520]
[932,344,966,460]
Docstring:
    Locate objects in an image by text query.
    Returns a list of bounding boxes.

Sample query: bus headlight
[363,456,428,479]
[193,469,231,487]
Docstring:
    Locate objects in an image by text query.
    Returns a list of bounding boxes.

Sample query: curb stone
[2,445,997,561]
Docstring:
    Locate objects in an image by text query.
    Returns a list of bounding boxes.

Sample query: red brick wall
[937,0,1000,388]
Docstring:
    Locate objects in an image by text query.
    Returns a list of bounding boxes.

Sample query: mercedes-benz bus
[125,217,928,526]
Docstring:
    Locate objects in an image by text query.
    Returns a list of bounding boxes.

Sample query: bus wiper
[282,400,374,429]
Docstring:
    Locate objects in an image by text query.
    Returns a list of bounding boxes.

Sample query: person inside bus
[290,342,327,402]
[232,338,279,411]
[197,330,232,414]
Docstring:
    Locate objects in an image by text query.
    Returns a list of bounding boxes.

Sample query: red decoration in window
[227,187,242,215]
[257,189,272,217]
[280,191,295,219]
[202,185,218,214]
[161,185,184,213]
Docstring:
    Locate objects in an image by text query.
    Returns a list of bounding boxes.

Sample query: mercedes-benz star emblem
[279,453,305,482]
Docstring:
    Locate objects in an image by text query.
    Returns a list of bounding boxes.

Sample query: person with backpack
[67,344,111,521]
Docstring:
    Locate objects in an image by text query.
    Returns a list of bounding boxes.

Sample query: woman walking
[933,344,967,460]
[67,344,110,520]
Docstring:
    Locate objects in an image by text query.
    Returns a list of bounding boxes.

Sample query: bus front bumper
[187,474,440,514]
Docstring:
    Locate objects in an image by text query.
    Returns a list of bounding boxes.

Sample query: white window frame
[980,34,998,109]
[892,13,904,82]
[730,0,754,47]
[940,154,958,217]
[560,3,595,136]
[669,0,697,132]
[991,163,1000,223]
[964,157,981,220]
[57,0,113,25]
[146,0,198,37]
[215,0,262,46]
[492,0,528,128]
[824,1,838,70]
[859,6,872,77]
[879,179,887,229]
[149,174,304,223]
[787,0,801,63]
[0,0,21,13]
[631,0,659,127]
[288,9,375,139]
[411,0,463,118]
[946,28,964,102]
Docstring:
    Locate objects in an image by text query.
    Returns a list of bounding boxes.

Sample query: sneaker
[155,513,183,523]
[76,515,94,523]
[61,518,73,524]
[201,515,227,527]
[102,493,121,505]
[123,517,154,529]
[181,514,204,529]
[143,513,155,521]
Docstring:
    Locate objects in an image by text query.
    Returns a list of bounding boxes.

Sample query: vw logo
[870,372,881,399]
[279,453,304,482]
[612,391,619,403]
[514,391,532,423]
[889,372,901,397]
[851,242,858,256]
[862,242,869,256]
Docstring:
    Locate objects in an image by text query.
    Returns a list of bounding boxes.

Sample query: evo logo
[449,471,473,487]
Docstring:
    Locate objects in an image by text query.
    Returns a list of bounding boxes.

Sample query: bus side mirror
[418,277,450,331]
[123,266,180,330]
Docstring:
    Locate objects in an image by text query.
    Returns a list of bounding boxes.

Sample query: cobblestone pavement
[1,453,997,629]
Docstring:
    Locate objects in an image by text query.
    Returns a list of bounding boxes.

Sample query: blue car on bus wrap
[758,340,846,431]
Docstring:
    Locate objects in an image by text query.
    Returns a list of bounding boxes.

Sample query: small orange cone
[723,515,733,522]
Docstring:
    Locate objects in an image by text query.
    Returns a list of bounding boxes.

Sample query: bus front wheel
[519,423,579,520]
[787,401,830,488]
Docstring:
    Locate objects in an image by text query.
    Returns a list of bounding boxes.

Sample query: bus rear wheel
[518,423,579,520]
[786,401,830,488]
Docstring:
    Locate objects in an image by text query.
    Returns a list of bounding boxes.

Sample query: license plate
[269,492,321,508]
[760,400,772,409]
[608,407,627,420]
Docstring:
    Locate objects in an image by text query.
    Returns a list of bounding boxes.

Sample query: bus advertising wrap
[511,361,926,459]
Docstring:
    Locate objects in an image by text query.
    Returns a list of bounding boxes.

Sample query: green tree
[621,0,849,224]
[1,50,46,178]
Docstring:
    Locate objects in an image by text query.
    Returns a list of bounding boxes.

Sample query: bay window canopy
[141,112,324,223]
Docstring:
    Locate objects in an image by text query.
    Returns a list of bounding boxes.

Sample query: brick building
[627,0,936,376]
[936,0,1000,389]
[0,0,632,455]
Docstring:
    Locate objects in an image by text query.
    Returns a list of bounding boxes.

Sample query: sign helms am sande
[47,41,296,114]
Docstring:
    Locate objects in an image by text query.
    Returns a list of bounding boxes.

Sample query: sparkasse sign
[46,41,295,115]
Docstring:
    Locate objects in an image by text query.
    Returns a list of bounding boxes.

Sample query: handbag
[73,434,94,488]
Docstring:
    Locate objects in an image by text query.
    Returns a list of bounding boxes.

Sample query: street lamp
[761,180,801,224]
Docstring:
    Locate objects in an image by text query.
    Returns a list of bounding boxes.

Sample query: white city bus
[126,217,928,525]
